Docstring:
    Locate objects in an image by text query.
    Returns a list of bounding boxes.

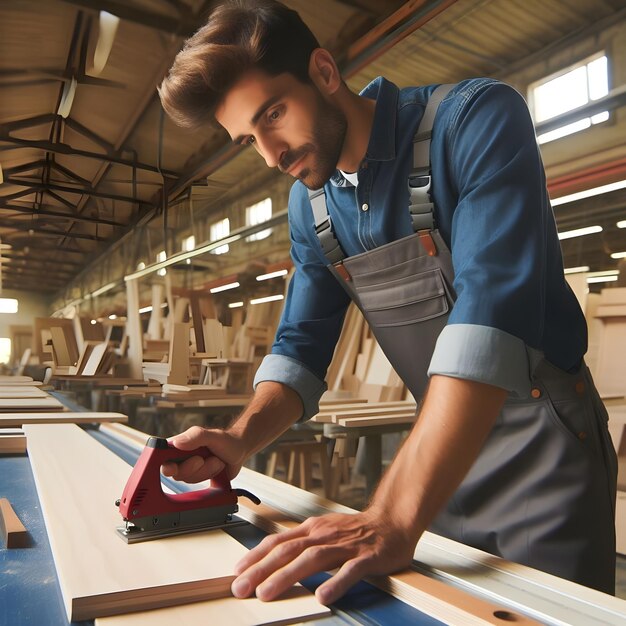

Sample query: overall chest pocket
[355,266,452,327]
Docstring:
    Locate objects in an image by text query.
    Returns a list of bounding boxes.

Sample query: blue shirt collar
[330,76,398,187]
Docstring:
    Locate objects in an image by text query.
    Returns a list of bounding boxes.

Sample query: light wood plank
[336,414,417,427]
[0,412,127,427]
[0,498,29,548]
[0,433,27,454]
[0,397,65,412]
[24,423,328,623]
[0,387,48,398]
[96,585,328,626]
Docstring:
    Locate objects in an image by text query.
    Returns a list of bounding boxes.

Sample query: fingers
[161,453,225,483]
[233,527,304,576]
[315,558,368,605]
[233,536,351,602]
[169,425,209,450]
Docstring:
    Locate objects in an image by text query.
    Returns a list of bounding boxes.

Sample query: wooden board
[0,396,65,412]
[0,498,29,548]
[0,376,34,382]
[96,585,328,626]
[336,414,417,427]
[24,423,328,623]
[0,429,26,453]
[0,412,127,427]
[0,387,48,398]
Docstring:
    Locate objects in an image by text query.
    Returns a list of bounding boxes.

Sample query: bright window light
[228,301,244,308]
[156,250,167,276]
[564,266,590,274]
[256,269,288,281]
[210,218,230,254]
[246,198,272,242]
[250,294,284,305]
[558,225,602,240]
[531,54,608,145]
[0,338,11,363]
[182,235,195,252]
[551,180,626,207]
[210,281,239,294]
[182,235,195,265]
[0,298,18,314]
[611,251,626,259]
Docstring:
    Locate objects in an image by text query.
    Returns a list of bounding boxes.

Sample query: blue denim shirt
[254,77,587,419]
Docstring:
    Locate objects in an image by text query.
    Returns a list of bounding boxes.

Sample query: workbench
[2,422,626,625]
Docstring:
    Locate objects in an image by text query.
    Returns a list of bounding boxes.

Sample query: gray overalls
[308,86,618,594]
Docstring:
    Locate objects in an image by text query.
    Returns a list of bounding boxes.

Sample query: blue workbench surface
[0,426,444,626]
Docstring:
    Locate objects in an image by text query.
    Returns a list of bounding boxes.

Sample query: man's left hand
[231,510,415,605]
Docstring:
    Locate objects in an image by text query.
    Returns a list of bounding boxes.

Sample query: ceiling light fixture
[558,225,602,240]
[610,251,626,259]
[89,11,120,76]
[250,294,284,305]
[210,281,240,294]
[564,266,590,274]
[57,77,78,119]
[587,275,618,284]
[617,220,626,229]
[551,179,626,207]
[256,269,288,281]
[228,301,244,308]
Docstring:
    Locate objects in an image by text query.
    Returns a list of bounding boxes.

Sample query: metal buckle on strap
[315,217,331,236]
[408,175,435,231]
[418,230,437,257]
[333,262,351,281]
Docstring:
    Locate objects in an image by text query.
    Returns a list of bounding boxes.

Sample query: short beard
[279,92,347,191]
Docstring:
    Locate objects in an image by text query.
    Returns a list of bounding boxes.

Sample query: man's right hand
[161,426,246,483]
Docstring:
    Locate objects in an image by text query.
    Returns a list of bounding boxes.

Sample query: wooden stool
[267,439,332,499]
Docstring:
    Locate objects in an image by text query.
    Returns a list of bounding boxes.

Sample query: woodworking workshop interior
[2,1,626,625]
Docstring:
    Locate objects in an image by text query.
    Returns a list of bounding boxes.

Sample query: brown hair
[158,0,320,129]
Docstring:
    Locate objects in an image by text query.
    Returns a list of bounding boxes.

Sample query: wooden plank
[336,414,417,427]
[0,380,42,386]
[0,498,29,548]
[0,397,65,412]
[0,412,127,427]
[24,423,328,623]
[95,585,328,626]
[0,387,48,398]
[0,376,34,382]
[0,428,27,453]
[167,322,190,385]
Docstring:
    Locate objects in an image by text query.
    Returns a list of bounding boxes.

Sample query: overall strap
[309,83,456,266]
[408,83,455,233]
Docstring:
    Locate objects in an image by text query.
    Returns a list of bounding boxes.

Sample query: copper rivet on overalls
[575,381,585,394]
[531,388,541,399]
[578,431,588,441]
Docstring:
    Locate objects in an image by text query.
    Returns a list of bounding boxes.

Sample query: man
[158,0,617,604]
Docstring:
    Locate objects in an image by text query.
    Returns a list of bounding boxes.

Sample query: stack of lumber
[326,304,408,401]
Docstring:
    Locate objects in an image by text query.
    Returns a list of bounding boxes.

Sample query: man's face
[215,70,347,190]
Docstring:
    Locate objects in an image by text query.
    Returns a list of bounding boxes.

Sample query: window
[182,236,195,264]
[0,298,18,314]
[0,338,10,363]
[245,198,272,242]
[530,54,609,145]
[182,235,195,252]
[156,250,166,276]
[210,218,230,255]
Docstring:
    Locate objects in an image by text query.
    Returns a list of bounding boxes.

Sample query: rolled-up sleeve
[428,82,551,396]
[253,183,351,419]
